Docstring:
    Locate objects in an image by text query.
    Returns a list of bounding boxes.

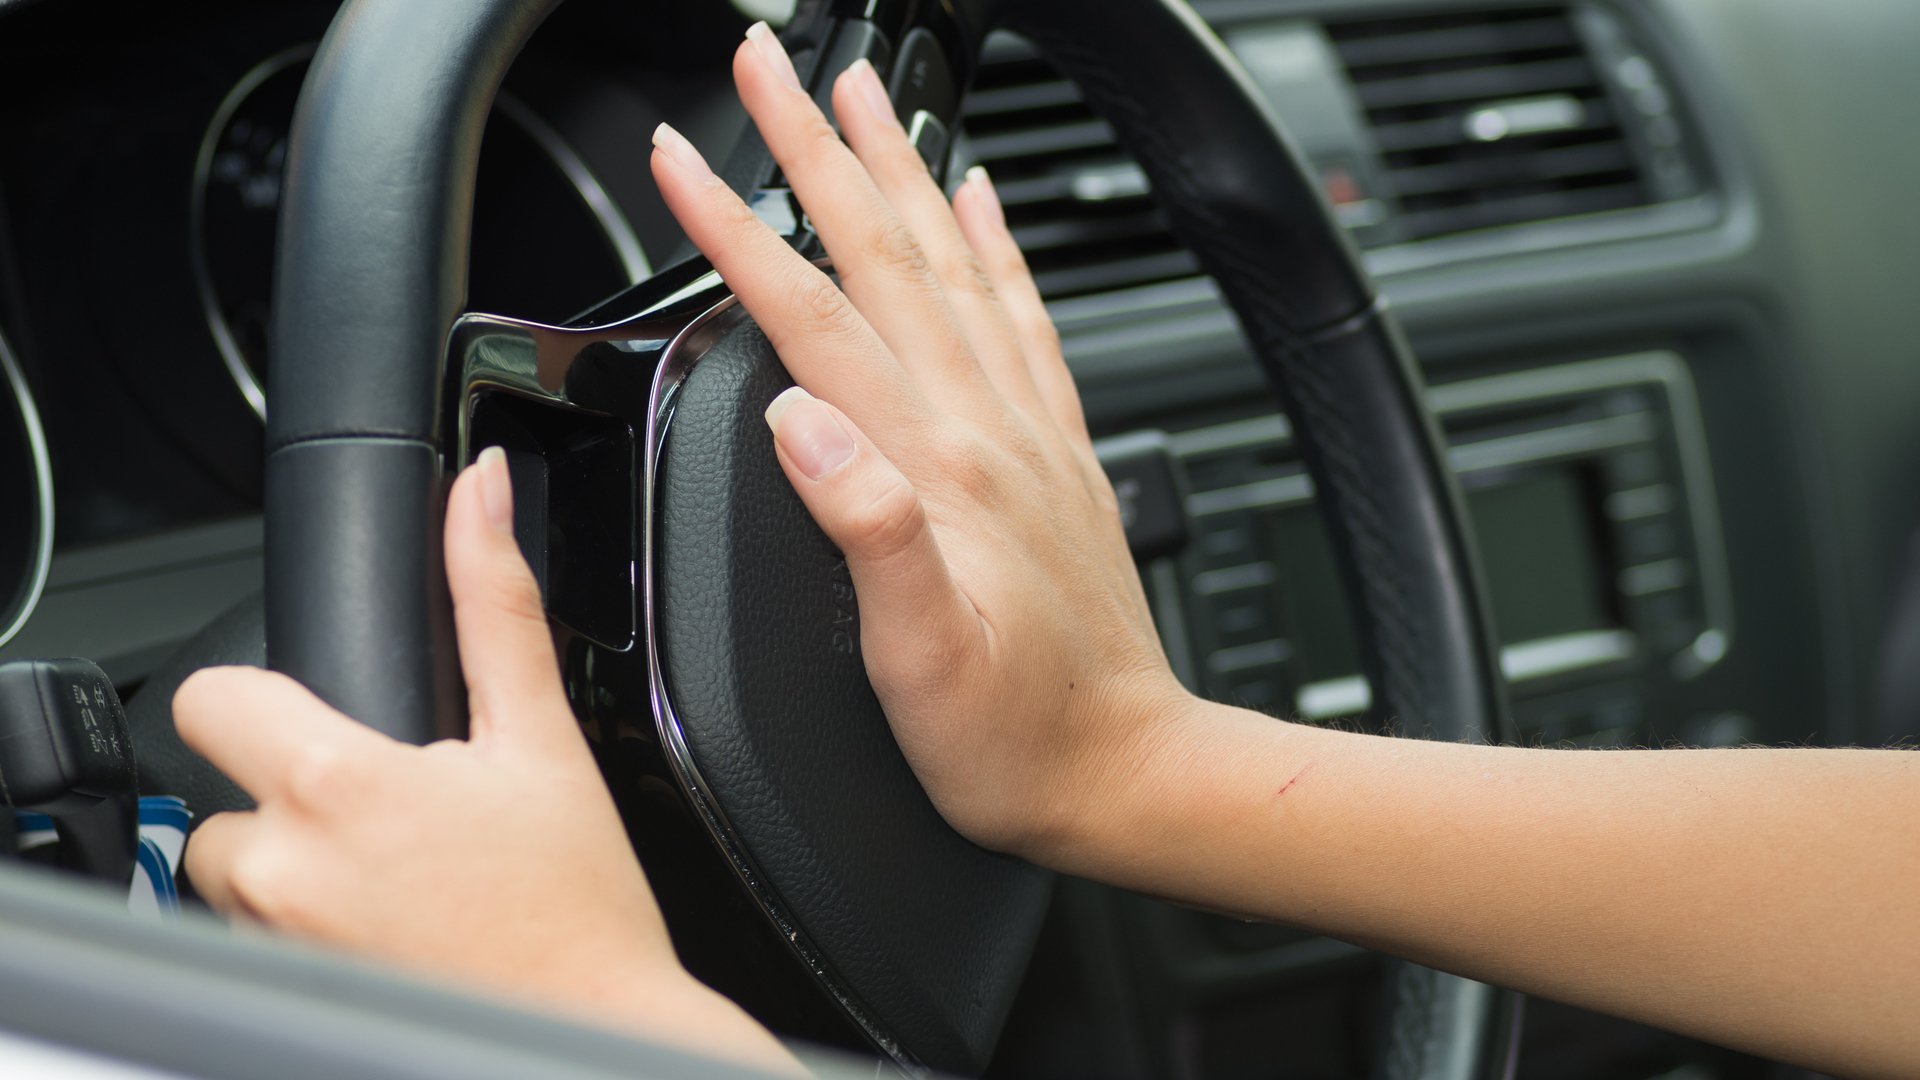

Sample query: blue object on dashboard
[15,795,191,917]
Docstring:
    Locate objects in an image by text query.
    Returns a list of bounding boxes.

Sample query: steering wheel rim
[267,0,1521,1075]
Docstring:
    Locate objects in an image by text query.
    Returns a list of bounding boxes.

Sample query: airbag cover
[651,310,1050,1074]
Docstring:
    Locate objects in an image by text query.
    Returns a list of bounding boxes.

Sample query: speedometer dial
[192,47,649,419]
[0,328,52,650]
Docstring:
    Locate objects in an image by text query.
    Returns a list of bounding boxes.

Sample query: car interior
[1,0,1917,1077]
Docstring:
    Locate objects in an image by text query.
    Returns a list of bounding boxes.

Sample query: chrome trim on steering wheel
[445,255,922,1070]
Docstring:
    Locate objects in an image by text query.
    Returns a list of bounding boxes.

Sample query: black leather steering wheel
[258,0,1521,1075]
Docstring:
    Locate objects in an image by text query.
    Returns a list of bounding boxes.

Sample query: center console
[1138,351,1729,743]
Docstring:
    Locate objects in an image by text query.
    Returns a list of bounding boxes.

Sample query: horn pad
[649,306,1051,1074]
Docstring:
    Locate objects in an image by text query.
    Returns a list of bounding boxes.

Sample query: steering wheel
[245,0,1523,1075]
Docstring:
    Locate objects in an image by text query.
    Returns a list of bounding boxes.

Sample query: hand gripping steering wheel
[265,0,1521,1074]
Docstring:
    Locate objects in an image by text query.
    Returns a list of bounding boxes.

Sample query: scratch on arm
[1276,761,1315,799]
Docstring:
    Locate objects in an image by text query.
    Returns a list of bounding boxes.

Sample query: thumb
[444,447,573,751]
[764,387,979,674]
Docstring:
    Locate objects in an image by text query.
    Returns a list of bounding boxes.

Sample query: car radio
[1140,351,1730,730]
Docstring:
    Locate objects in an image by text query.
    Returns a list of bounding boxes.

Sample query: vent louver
[958,6,1683,302]
[1324,5,1651,241]
[957,34,1198,301]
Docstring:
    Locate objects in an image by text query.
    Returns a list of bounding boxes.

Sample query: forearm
[1061,699,1920,1079]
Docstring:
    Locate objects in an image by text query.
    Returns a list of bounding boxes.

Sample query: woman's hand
[649,24,1195,864]
[656,38,1920,1080]
[174,449,800,1076]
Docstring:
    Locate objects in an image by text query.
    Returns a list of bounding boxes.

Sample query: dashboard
[2,0,1918,1077]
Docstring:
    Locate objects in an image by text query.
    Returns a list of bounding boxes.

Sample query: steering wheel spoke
[448,263,731,664]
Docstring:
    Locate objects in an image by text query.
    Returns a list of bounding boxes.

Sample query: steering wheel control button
[812,19,894,116]
[0,658,139,885]
[890,28,959,134]
[907,110,952,168]
[1094,430,1191,560]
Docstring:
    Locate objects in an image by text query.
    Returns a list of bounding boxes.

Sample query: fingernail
[475,446,514,534]
[745,21,805,94]
[846,58,900,128]
[967,165,1006,227]
[765,386,855,480]
[651,122,716,182]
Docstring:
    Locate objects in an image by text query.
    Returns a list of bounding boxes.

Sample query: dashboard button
[1620,518,1679,562]
[1212,665,1289,713]
[1605,447,1663,488]
[1095,431,1189,559]
[1194,513,1260,569]
[1202,585,1280,648]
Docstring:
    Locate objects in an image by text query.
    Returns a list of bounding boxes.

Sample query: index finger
[173,666,389,803]
[648,122,933,442]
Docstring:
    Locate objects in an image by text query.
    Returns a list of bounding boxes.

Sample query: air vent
[958,34,1196,301]
[958,7,1696,302]
[1325,5,1653,241]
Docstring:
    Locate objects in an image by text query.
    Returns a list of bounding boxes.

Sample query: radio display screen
[1270,466,1617,688]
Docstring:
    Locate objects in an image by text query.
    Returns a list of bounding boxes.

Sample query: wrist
[1022,675,1223,876]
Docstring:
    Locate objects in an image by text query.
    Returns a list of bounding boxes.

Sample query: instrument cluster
[192,47,649,420]
[0,330,52,652]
